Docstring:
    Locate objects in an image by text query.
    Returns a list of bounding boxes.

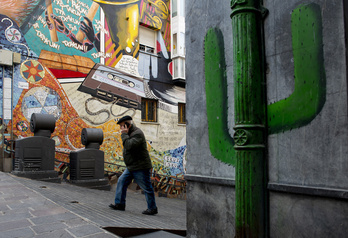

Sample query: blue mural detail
[24,95,41,108]
[23,1,100,60]
[164,145,186,175]
[45,94,59,106]
[40,108,49,114]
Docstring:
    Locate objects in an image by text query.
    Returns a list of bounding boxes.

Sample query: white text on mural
[54,0,88,18]
[91,52,112,59]
[35,30,60,50]
[62,40,87,51]
[164,156,180,168]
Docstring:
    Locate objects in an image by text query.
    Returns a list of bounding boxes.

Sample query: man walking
[109,115,158,215]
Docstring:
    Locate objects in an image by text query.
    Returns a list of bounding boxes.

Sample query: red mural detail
[156,40,161,53]
[49,68,87,78]
[168,61,173,76]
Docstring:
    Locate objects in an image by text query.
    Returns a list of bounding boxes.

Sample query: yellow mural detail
[144,11,162,29]
[151,0,169,19]
[105,38,113,52]
[100,0,172,68]
[96,0,140,55]
[93,0,139,5]
[133,43,139,59]
[106,44,122,66]
[112,52,123,67]
[139,0,169,29]
[117,4,139,53]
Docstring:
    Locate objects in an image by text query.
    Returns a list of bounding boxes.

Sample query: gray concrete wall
[186,181,235,237]
[185,0,236,237]
[265,0,348,237]
[186,0,348,237]
[266,0,348,189]
[185,0,235,179]
[270,193,348,237]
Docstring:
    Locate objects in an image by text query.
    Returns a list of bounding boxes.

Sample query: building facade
[0,0,186,197]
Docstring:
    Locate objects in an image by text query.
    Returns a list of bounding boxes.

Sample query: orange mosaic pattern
[13,59,91,163]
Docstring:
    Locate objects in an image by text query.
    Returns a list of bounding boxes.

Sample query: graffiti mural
[204,28,235,166]
[0,0,186,196]
[204,3,326,165]
[267,3,326,134]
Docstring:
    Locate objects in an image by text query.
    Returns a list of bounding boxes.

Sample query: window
[172,0,177,17]
[139,44,155,54]
[180,0,185,17]
[173,33,177,55]
[172,32,185,57]
[178,103,186,124]
[139,27,156,54]
[173,57,185,79]
[142,98,158,122]
[172,0,185,17]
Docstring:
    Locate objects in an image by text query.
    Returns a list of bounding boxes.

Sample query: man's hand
[51,14,70,35]
[120,125,129,134]
[45,10,54,30]
[80,17,95,43]
[45,10,70,35]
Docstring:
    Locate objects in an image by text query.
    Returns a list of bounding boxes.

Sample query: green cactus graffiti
[204,3,326,164]
[204,28,236,166]
[268,3,326,134]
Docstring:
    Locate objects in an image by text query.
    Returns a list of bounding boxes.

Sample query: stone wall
[185,0,236,237]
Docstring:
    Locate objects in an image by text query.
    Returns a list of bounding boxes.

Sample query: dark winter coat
[121,125,152,171]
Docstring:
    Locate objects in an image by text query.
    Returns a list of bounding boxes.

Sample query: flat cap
[117,115,132,124]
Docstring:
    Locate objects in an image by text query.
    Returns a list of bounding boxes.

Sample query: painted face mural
[0,0,186,197]
[94,0,140,55]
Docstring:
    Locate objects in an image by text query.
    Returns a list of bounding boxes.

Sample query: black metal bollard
[81,128,103,149]
[69,128,110,190]
[30,113,56,137]
[12,113,60,183]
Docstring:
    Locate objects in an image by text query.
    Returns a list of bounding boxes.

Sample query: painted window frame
[173,57,185,79]
[178,102,186,124]
[139,26,156,55]
[141,98,158,122]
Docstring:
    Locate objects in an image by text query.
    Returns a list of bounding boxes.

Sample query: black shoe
[109,203,125,211]
[142,208,158,215]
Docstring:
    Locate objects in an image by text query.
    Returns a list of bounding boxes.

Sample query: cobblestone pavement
[0,172,186,238]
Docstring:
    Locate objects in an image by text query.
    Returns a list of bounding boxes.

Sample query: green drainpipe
[231,0,268,237]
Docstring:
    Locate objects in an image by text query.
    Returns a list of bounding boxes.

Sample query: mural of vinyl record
[21,86,62,121]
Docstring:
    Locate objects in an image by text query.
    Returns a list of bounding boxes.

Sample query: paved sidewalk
[0,172,117,238]
[0,172,186,238]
